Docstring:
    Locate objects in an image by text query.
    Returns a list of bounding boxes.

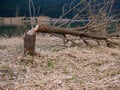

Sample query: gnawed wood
[23,30,36,56]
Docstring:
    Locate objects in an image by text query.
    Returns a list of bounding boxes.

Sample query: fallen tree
[23,24,120,55]
[23,0,120,55]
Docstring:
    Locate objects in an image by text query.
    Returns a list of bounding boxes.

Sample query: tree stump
[23,30,36,56]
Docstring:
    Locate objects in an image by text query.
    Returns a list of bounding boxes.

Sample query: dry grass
[0,35,120,90]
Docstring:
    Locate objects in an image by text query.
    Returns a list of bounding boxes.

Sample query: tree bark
[23,30,36,56]
[34,25,107,40]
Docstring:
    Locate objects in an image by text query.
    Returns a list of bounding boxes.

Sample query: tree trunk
[34,25,107,39]
[23,30,36,56]
[34,25,120,47]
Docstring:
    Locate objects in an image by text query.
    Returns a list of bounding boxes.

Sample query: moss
[46,60,54,69]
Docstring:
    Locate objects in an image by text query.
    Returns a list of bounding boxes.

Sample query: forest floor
[0,35,120,90]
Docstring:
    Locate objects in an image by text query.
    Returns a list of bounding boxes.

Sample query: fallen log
[23,24,120,55]
[33,25,108,39]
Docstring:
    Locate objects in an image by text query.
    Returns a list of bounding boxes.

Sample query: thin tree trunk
[34,25,120,47]
[34,25,107,39]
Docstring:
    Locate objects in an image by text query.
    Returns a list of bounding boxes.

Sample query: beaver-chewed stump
[23,30,36,56]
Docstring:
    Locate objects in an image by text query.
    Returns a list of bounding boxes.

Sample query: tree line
[0,0,120,18]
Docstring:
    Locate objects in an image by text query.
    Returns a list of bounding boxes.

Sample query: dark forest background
[0,0,120,18]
